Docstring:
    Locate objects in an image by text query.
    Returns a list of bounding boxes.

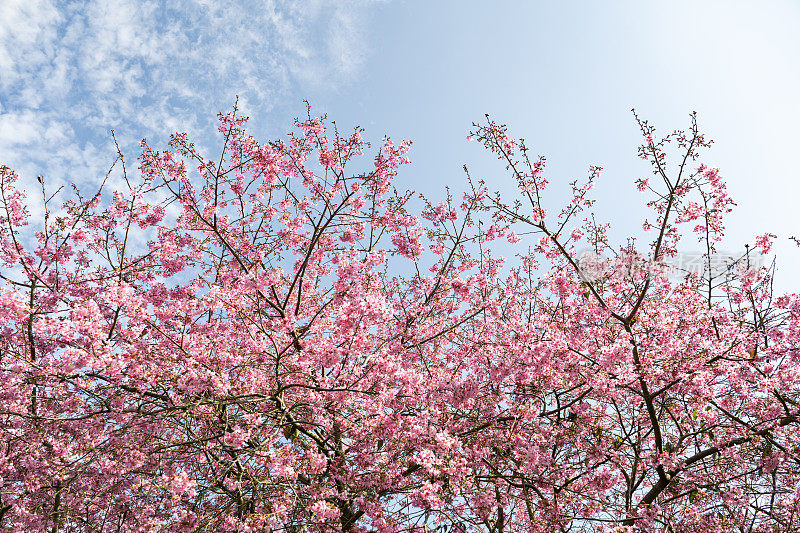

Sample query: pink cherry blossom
[0,106,797,532]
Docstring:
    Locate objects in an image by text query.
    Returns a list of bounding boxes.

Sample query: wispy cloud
[0,0,384,198]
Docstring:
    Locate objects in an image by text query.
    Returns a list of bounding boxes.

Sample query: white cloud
[0,0,61,79]
[0,0,384,199]
[0,111,41,146]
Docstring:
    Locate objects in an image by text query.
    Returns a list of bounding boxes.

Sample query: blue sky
[1,0,799,289]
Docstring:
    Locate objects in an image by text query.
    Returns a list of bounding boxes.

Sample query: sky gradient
[1,0,798,289]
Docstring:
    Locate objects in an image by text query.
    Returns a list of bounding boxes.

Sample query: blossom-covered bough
[0,103,797,532]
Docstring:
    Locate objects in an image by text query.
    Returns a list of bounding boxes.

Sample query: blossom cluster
[0,109,797,532]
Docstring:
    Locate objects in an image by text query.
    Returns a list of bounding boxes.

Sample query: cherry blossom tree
[0,103,798,532]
